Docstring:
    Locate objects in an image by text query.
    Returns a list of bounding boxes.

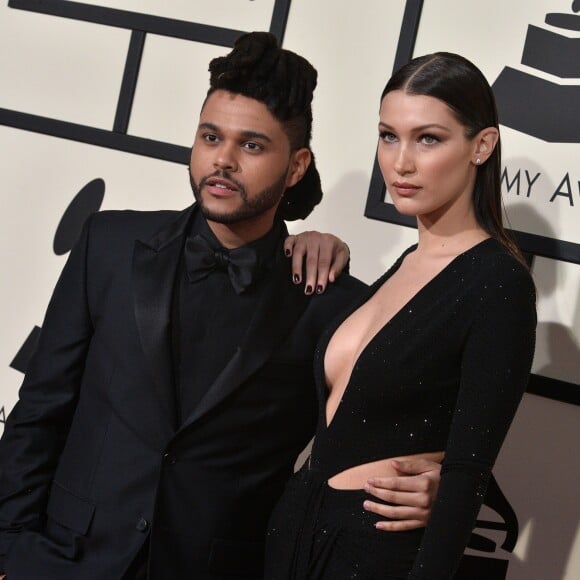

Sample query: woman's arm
[409,257,537,579]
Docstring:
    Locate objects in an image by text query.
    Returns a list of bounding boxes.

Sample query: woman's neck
[415,212,489,258]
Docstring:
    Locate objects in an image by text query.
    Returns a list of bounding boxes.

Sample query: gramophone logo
[492,1,580,143]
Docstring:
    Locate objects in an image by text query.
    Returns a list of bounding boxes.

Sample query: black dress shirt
[171,213,283,425]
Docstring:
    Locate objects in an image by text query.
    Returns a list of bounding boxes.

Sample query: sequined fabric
[266,239,537,579]
[265,465,422,579]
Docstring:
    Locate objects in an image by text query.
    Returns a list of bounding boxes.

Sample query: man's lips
[203,177,240,196]
[391,181,420,196]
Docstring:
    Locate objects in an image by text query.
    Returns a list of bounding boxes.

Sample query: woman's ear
[472,127,499,165]
[286,148,312,187]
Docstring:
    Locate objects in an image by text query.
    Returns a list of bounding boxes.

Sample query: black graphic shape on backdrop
[364,0,580,407]
[0,406,5,424]
[548,3,580,28]
[0,0,292,165]
[493,3,580,143]
[527,374,580,405]
[54,178,105,255]
[455,555,509,580]
[521,25,580,77]
[452,474,518,579]
[10,326,41,374]
[473,475,519,553]
[12,178,105,376]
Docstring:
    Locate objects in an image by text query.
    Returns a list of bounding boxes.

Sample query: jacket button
[164,452,177,464]
[136,518,149,532]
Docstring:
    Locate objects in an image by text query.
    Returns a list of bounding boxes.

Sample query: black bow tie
[184,234,259,294]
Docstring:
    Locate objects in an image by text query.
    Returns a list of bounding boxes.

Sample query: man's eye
[244,142,262,151]
[203,134,219,143]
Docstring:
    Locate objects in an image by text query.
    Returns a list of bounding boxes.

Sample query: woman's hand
[284,231,350,294]
[363,458,442,531]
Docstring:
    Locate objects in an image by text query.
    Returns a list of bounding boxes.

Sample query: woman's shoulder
[461,238,536,307]
[469,238,533,280]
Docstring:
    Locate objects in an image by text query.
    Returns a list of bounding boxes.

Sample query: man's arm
[0,216,95,570]
[363,459,442,531]
[284,232,350,294]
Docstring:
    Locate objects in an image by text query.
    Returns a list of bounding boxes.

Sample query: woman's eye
[420,134,439,145]
[379,131,397,143]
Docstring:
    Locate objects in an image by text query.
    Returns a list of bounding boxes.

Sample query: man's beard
[189,168,287,224]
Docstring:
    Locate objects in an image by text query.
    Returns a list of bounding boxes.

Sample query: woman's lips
[391,182,420,196]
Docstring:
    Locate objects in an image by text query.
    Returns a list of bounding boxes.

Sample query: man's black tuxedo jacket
[0,205,364,579]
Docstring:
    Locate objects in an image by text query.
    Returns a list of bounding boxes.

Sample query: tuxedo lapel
[132,205,195,431]
[180,243,310,430]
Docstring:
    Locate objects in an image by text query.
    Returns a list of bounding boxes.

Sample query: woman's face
[377,90,478,223]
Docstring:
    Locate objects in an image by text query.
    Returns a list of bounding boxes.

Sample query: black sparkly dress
[265,239,536,579]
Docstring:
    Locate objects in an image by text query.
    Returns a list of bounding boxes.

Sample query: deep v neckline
[323,238,494,430]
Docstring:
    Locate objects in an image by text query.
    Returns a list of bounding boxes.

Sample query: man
[0,32,438,579]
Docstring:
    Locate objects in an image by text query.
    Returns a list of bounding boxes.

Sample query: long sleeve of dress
[409,257,537,579]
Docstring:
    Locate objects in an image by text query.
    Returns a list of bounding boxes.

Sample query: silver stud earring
[475,158,481,165]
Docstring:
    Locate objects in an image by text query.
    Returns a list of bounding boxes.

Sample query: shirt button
[136,518,149,532]
[164,452,177,464]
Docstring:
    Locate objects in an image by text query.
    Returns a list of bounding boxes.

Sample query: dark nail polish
[305,285,313,295]
[285,249,291,257]
[316,285,323,294]
[293,274,300,284]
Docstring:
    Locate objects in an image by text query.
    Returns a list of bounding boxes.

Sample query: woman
[265,52,537,579]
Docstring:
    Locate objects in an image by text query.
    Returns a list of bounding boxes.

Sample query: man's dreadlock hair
[207,31,322,221]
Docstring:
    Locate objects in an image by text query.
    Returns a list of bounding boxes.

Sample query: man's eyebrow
[197,123,272,143]
[198,122,219,132]
[240,130,272,142]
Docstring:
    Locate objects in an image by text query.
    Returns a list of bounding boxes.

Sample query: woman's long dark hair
[381,52,523,262]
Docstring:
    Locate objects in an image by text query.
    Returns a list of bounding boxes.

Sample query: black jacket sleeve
[0,215,95,568]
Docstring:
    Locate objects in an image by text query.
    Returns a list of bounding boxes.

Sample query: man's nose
[213,143,238,172]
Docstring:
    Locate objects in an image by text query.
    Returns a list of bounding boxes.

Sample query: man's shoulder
[286,273,367,347]
[85,207,188,245]
[327,273,368,297]
[306,273,367,317]
[90,208,182,232]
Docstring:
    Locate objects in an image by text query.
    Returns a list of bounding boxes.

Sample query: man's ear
[472,127,499,165]
[286,148,311,188]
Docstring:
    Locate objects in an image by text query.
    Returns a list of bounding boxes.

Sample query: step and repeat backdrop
[0,1,578,578]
